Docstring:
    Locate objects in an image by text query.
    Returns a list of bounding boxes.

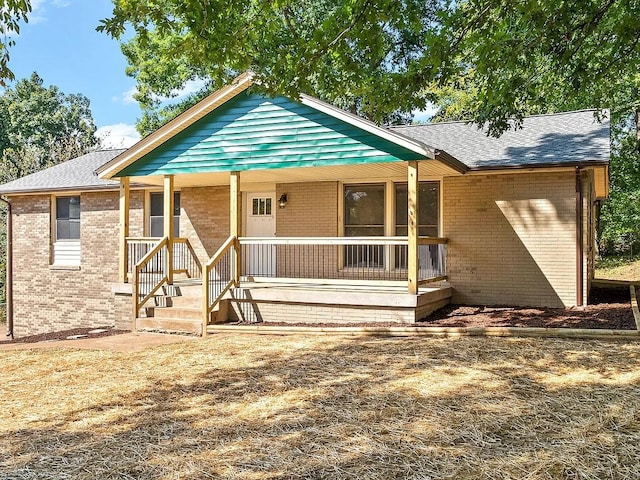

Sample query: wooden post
[119,177,130,283]
[230,171,241,284]
[164,175,174,284]
[408,161,419,294]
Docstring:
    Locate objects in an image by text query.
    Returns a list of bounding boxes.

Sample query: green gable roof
[117,93,425,177]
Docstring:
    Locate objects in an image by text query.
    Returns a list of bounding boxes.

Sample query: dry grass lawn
[2,334,640,479]
[596,257,640,282]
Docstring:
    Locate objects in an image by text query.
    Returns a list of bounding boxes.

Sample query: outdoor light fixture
[278,194,288,208]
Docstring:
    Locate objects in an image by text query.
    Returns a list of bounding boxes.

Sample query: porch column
[407,161,419,294]
[164,175,174,284]
[118,177,130,283]
[230,171,241,284]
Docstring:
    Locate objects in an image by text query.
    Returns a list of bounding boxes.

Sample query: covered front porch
[115,161,453,335]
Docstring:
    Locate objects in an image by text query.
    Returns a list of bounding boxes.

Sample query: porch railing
[238,236,447,284]
[133,236,169,318]
[202,235,238,335]
[126,237,202,281]
[173,238,203,279]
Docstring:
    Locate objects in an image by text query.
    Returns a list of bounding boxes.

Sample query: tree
[100,0,640,134]
[99,0,445,130]
[0,0,32,85]
[0,73,98,320]
[0,72,98,181]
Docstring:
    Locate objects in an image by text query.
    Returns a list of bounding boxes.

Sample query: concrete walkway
[0,331,199,352]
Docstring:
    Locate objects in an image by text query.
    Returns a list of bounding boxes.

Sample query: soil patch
[0,326,129,345]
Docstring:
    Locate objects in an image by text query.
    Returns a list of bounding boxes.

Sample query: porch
[124,234,451,335]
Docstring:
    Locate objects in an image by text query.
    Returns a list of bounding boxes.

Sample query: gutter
[576,167,584,306]
[0,197,13,339]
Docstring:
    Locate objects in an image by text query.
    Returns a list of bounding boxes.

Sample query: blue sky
[8,0,436,148]
[10,0,143,147]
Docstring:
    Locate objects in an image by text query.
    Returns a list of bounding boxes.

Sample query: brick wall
[275,182,338,237]
[275,182,338,277]
[443,171,579,307]
[11,190,144,337]
[180,186,230,263]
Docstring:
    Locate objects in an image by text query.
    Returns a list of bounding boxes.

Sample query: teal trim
[117,93,425,178]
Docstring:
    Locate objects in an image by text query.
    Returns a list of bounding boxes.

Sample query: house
[0,73,610,337]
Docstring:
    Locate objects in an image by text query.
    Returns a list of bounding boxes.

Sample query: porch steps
[136,280,216,335]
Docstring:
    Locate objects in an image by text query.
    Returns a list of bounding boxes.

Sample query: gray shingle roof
[0,149,125,195]
[392,109,610,169]
[0,110,611,196]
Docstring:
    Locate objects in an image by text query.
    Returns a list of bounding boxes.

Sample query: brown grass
[596,257,640,282]
[2,334,640,479]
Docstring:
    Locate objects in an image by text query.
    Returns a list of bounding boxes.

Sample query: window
[56,196,80,240]
[149,192,180,237]
[252,197,272,216]
[342,182,440,269]
[344,184,385,267]
[52,196,81,266]
[344,184,385,237]
[394,182,439,237]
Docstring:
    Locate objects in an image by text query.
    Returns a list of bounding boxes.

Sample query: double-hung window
[52,196,81,265]
[149,192,180,237]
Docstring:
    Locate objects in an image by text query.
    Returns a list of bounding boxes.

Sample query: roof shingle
[0,149,125,195]
[393,109,610,169]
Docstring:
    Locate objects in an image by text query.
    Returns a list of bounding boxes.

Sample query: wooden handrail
[205,235,237,267]
[417,237,448,245]
[239,236,448,246]
[133,236,169,322]
[136,236,168,268]
[202,235,238,337]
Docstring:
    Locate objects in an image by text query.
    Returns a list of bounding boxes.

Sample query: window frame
[55,195,81,241]
[339,179,441,271]
[148,191,181,237]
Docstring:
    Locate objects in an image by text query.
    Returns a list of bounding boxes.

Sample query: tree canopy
[0,0,32,85]
[100,0,640,134]
[0,72,98,182]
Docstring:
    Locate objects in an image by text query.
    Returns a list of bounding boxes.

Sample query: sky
[8,0,437,150]
[10,0,143,148]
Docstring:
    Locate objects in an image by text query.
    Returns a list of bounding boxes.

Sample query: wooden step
[154,306,202,320]
[168,295,202,308]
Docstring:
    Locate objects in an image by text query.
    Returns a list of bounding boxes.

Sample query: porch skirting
[223,284,452,324]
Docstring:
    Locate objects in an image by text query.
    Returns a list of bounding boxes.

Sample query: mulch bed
[250,286,638,330]
[0,326,129,345]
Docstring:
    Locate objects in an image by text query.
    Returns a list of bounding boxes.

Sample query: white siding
[53,241,80,266]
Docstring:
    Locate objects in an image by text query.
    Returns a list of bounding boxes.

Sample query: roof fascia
[465,159,609,174]
[97,72,254,179]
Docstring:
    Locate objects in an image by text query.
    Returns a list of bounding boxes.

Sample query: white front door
[245,192,276,277]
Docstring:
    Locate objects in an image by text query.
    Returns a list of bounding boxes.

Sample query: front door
[245,192,276,277]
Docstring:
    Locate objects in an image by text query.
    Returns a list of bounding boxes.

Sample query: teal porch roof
[116,93,428,178]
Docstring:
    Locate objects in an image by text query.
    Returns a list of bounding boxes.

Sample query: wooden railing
[417,237,448,285]
[126,237,158,279]
[202,235,238,335]
[126,237,202,281]
[173,238,202,279]
[238,236,448,284]
[133,236,169,318]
